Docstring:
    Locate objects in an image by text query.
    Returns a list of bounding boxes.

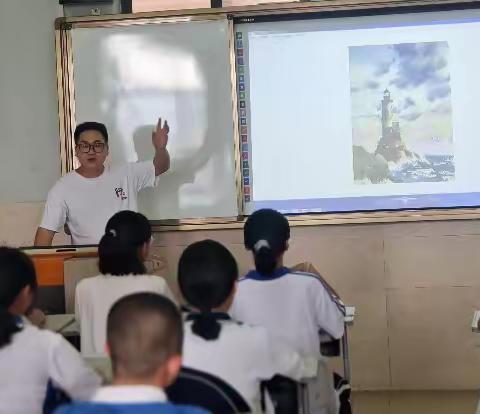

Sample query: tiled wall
[0,203,69,247]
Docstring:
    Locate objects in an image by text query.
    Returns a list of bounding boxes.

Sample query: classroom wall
[0,0,64,245]
[151,218,480,391]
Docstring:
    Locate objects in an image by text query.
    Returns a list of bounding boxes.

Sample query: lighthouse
[376,89,404,161]
[381,89,394,139]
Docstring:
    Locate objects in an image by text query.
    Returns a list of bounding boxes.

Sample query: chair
[263,367,350,414]
[42,380,71,414]
[166,367,251,414]
[261,375,305,414]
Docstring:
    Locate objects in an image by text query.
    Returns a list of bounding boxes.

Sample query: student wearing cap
[178,239,317,413]
[56,292,209,414]
[231,209,345,355]
[35,119,170,246]
[0,247,101,414]
[230,209,348,414]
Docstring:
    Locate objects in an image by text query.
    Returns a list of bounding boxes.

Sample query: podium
[22,246,98,314]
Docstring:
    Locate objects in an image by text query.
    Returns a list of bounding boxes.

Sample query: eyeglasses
[76,142,106,154]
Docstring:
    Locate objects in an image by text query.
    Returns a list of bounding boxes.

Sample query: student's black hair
[98,210,151,276]
[0,247,37,348]
[74,121,109,144]
[108,292,183,379]
[178,240,238,341]
[244,209,290,276]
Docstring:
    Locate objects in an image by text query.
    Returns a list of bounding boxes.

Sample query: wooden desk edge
[345,306,355,326]
[472,310,480,332]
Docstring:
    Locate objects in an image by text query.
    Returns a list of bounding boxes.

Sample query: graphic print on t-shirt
[115,187,127,200]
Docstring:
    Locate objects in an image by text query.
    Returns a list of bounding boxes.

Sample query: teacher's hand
[152,117,169,150]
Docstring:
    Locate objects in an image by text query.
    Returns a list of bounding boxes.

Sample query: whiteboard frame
[55,0,480,229]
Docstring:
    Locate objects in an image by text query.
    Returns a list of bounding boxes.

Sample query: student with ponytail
[230,209,349,413]
[178,239,316,412]
[0,247,100,414]
[75,210,175,356]
[231,208,345,356]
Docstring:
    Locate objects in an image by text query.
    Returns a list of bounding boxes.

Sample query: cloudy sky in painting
[349,41,454,155]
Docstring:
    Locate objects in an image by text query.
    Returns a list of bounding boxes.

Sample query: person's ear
[9,285,34,315]
[285,241,290,251]
[225,281,237,311]
[22,285,35,311]
[140,240,151,262]
[164,354,182,387]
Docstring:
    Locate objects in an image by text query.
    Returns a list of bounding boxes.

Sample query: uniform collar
[244,266,291,281]
[92,385,167,403]
[186,312,231,322]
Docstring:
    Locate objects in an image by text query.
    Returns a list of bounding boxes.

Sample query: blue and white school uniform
[230,267,345,357]
[55,385,210,414]
[182,313,317,413]
[230,267,345,414]
[0,319,101,414]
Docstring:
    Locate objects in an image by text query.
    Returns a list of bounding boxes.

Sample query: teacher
[34,119,170,246]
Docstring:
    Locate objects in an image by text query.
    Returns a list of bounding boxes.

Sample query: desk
[472,311,480,414]
[85,356,112,381]
[342,306,355,382]
[45,315,112,380]
[45,314,79,336]
[46,307,356,384]
[22,246,98,314]
[472,310,480,333]
[23,246,97,286]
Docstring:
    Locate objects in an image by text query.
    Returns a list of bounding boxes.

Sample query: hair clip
[254,239,270,252]
[109,229,117,237]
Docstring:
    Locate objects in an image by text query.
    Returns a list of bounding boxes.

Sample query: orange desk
[23,246,98,286]
[22,246,98,313]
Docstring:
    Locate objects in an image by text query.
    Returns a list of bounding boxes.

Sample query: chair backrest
[261,375,301,414]
[166,367,251,414]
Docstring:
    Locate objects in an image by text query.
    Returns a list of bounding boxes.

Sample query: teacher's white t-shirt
[40,161,156,245]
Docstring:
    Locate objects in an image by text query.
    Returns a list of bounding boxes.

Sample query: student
[178,239,316,413]
[75,210,175,356]
[0,247,101,414]
[230,208,345,356]
[35,119,170,246]
[229,208,347,414]
[56,292,209,414]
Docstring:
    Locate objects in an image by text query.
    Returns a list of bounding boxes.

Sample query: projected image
[349,41,455,184]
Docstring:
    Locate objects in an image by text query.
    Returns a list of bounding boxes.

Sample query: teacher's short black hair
[74,122,108,144]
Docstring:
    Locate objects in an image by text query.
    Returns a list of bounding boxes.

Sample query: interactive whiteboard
[71,19,238,220]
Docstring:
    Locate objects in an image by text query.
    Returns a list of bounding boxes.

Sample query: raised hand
[152,117,169,150]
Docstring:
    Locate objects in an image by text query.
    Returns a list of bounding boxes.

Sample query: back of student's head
[178,240,238,341]
[0,247,37,348]
[98,210,151,275]
[244,209,290,276]
[107,292,183,382]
